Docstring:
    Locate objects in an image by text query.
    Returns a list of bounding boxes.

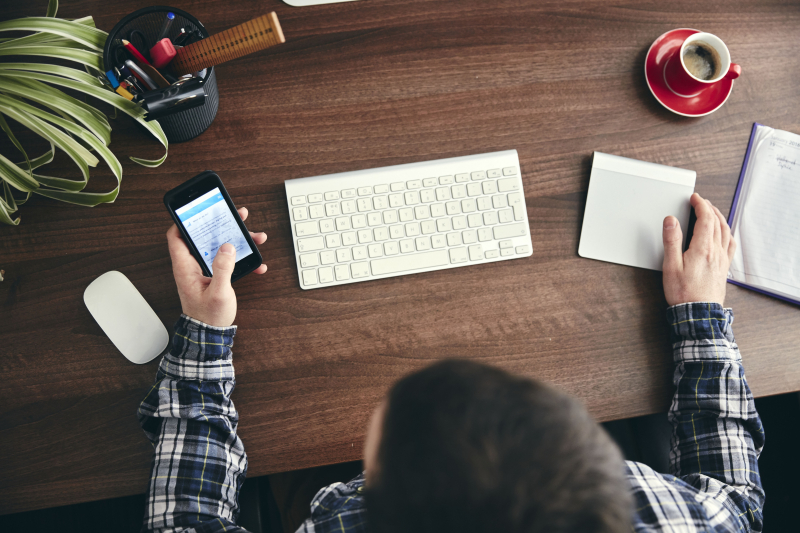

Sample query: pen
[121,39,151,66]
[173,28,188,46]
[157,12,175,42]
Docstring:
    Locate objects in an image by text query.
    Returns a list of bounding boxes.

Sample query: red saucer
[645,28,734,117]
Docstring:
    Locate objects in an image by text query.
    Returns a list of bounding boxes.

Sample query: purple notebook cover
[726,123,800,306]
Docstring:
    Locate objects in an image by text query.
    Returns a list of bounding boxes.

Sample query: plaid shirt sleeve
[138,314,250,533]
[628,302,765,532]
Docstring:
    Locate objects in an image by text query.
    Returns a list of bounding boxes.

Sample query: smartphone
[164,171,263,282]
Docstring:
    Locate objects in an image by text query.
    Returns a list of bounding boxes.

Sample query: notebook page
[730,126,800,299]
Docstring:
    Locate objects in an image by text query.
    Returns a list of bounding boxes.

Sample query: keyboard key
[493,223,528,239]
[447,232,461,246]
[451,185,467,199]
[300,253,319,268]
[292,207,308,221]
[352,246,368,260]
[498,177,520,192]
[477,197,492,211]
[341,199,357,214]
[439,175,454,185]
[493,195,507,209]
[431,203,446,217]
[295,221,318,236]
[325,191,340,201]
[467,183,482,197]
[326,234,342,248]
[320,250,336,265]
[468,214,482,228]
[358,186,373,196]
[383,210,398,224]
[351,262,371,278]
[415,205,430,219]
[302,269,318,286]
[423,177,437,187]
[319,266,334,283]
[501,248,514,257]
[373,196,389,209]
[452,215,467,230]
[508,192,525,221]
[449,247,468,264]
[471,171,486,180]
[336,248,352,262]
[391,182,405,192]
[384,241,400,255]
[407,179,422,189]
[431,235,447,249]
[483,211,498,225]
[437,218,452,232]
[320,219,335,233]
[455,173,469,183]
[374,227,389,241]
[368,244,383,258]
[421,220,436,234]
[336,217,351,231]
[297,236,324,252]
[482,181,497,195]
[342,232,357,246]
[374,184,389,194]
[405,222,420,237]
[400,239,415,253]
[503,167,517,176]
[335,265,350,281]
[415,236,431,251]
[389,193,404,207]
[500,240,513,249]
[469,245,483,261]
[368,212,382,226]
[371,249,450,275]
[516,245,530,254]
[498,209,514,223]
[485,249,499,259]
[420,189,436,203]
[357,198,372,212]
[358,229,373,243]
[404,191,420,205]
[341,189,356,199]
[325,203,340,217]
[291,196,306,206]
[390,225,404,239]
[308,193,323,203]
[461,199,477,213]
[446,201,461,215]
[399,208,414,222]
[309,205,325,219]
[478,228,493,242]
[352,214,367,228]
[462,230,478,244]
[487,169,501,178]
[436,187,451,201]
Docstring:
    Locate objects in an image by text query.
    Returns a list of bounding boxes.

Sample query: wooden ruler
[171,12,285,75]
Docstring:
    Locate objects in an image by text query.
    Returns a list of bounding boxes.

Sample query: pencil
[121,39,151,66]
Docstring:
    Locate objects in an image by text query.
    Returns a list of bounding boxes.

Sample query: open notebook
[728,123,800,305]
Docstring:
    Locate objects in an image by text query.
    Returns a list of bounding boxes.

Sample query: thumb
[662,216,684,273]
[210,243,236,290]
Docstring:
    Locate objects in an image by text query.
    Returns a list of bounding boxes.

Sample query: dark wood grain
[2,0,800,516]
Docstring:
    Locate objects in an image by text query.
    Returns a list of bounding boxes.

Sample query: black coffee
[682,42,720,80]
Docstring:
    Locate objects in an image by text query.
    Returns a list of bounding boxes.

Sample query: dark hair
[366,360,631,533]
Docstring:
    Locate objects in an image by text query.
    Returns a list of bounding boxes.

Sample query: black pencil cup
[103,6,219,143]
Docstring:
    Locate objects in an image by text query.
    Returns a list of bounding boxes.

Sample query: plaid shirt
[140,303,764,533]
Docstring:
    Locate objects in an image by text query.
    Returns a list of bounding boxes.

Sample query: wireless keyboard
[285,150,532,289]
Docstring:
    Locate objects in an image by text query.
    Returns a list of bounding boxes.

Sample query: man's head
[364,360,631,533]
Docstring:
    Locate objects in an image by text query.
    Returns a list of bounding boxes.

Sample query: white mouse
[84,271,169,364]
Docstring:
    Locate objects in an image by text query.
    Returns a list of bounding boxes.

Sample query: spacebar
[371,250,450,276]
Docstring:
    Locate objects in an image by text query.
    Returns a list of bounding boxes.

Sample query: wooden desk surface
[2,0,800,515]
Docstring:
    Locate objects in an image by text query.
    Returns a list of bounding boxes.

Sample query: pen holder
[103,6,219,143]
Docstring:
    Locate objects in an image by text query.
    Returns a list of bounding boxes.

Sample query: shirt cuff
[666,302,736,352]
[158,314,237,382]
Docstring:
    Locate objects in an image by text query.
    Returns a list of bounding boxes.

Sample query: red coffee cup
[664,32,741,97]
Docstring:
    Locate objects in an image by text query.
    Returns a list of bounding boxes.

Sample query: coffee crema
[682,42,721,81]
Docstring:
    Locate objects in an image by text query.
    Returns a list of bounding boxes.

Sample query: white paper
[729,125,800,300]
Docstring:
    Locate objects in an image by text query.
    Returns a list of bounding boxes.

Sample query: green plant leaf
[0,16,95,50]
[47,0,58,17]
[0,17,106,51]
[0,62,104,87]
[0,112,31,176]
[0,153,40,192]
[0,46,103,70]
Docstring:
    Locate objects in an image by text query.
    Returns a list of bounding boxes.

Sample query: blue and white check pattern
[140,303,764,533]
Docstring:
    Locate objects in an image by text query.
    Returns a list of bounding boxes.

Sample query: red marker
[121,39,151,66]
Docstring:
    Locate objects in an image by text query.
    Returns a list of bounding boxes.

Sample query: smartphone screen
[174,187,254,273]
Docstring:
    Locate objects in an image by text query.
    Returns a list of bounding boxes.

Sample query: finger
[712,205,731,253]
[166,224,202,276]
[689,193,716,249]
[706,200,721,247]
[209,243,236,292]
[238,207,249,221]
[254,264,268,274]
[728,235,737,263]
[662,216,684,274]
[250,231,267,245]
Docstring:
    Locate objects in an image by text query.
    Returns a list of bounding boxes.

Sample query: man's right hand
[662,193,736,307]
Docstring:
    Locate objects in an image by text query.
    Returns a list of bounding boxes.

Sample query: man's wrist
[170,314,237,363]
